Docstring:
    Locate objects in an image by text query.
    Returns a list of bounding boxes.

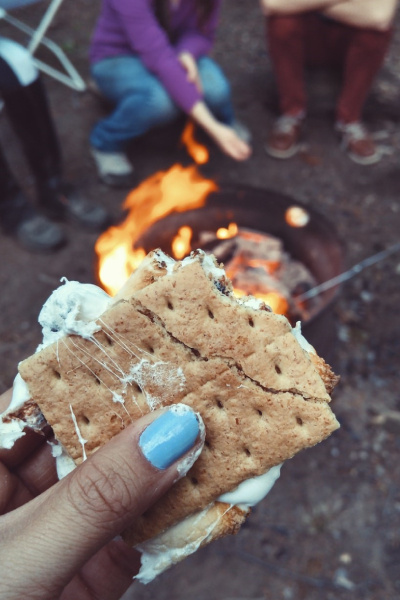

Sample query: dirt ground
[1,1,400,599]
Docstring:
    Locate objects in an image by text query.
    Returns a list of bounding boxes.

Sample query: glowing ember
[172,226,193,260]
[96,164,217,295]
[285,206,310,228]
[216,222,238,240]
[181,121,209,165]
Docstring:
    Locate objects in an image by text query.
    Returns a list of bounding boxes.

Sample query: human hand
[0,388,204,600]
[209,122,252,161]
[178,51,202,93]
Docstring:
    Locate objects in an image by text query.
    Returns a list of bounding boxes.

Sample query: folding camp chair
[0,0,86,91]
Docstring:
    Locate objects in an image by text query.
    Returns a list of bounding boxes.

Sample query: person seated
[89,0,252,188]
[260,0,398,165]
[0,37,111,253]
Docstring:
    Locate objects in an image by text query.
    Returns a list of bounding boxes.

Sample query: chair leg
[2,76,63,197]
[0,142,35,233]
[2,10,87,92]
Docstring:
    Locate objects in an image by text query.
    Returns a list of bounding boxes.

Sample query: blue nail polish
[139,405,199,470]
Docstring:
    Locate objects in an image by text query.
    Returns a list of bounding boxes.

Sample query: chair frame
[0,0,86,91]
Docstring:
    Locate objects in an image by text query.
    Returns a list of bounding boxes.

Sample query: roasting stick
[294,241,400,302]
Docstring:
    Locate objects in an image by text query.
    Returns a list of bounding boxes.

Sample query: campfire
[95,123,344,346]
[197,226,318,320]
[95,123,217,297]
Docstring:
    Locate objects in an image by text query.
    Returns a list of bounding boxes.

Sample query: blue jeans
[90,55,235,152]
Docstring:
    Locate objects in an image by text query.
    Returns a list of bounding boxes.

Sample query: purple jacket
[90,0,221,112]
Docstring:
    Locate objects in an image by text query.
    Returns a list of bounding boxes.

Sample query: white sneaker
[91,148,135,188]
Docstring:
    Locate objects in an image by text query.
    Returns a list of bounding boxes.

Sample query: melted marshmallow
[179,250,227,280]
[0,374,33,449]
[136,504,229,584]
[38,278,112,351]
[237,296,266,310]
[136,466,282,584]
[50,442,76,479]
[153,249,176,274]
[292,321,316,354]
[123,359,186,411]
[217,464,282,509]
[1,280,111,450]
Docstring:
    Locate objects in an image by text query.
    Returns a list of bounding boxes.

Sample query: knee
[148,85,179,124]
[356,27,392,52]
[268,16,302,42]
[200,59,231,108]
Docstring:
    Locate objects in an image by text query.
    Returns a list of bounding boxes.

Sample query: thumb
[1,404,204,596]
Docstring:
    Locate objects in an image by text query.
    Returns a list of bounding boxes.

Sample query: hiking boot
[265,115,303,159]
[39,182,112,232]
[0,190,65,252]
[91,147,135,188]
[336,122,381,165]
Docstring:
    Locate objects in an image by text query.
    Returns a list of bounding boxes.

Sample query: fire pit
[134,186,345,358]
[95,123,344,358]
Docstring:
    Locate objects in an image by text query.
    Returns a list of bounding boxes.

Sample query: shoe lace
[275,115,302,134]
[338,122,369,142]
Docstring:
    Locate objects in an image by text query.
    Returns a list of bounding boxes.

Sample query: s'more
[0,249,339,583]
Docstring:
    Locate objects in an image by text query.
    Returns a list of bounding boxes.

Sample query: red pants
[267,13,392,123]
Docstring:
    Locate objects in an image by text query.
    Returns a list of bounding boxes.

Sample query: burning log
[197,227,319,322]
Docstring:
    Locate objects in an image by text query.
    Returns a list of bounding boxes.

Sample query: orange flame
[96,165,217,295]
[96,121,290,318]
[181,121,209,165]
[172,226,193,260]
[216,222,238,240]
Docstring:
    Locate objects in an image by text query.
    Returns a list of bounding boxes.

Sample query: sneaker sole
[265,143,300,160]
[347,150,382,166]
[16,232,67,253]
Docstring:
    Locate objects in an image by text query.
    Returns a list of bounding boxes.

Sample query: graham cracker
[18,251,339,546]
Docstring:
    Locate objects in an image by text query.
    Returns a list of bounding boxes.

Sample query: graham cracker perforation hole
[205,440,211,448]
[248,318,254,327]
[105,335,114,347]
[208,309,214,319]
[81,415,90,425]
[191,477,199,485]
[148,346,155,354]
[275,365,282,375]
[244,448,251,457]
[167,301,174,310]
[296,417,303,426]
[216,400,224,409]
[53,370,61,380]
[257,409,263,416]
[94,376,101,385]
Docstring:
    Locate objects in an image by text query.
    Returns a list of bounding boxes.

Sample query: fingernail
[139,404,200,470]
